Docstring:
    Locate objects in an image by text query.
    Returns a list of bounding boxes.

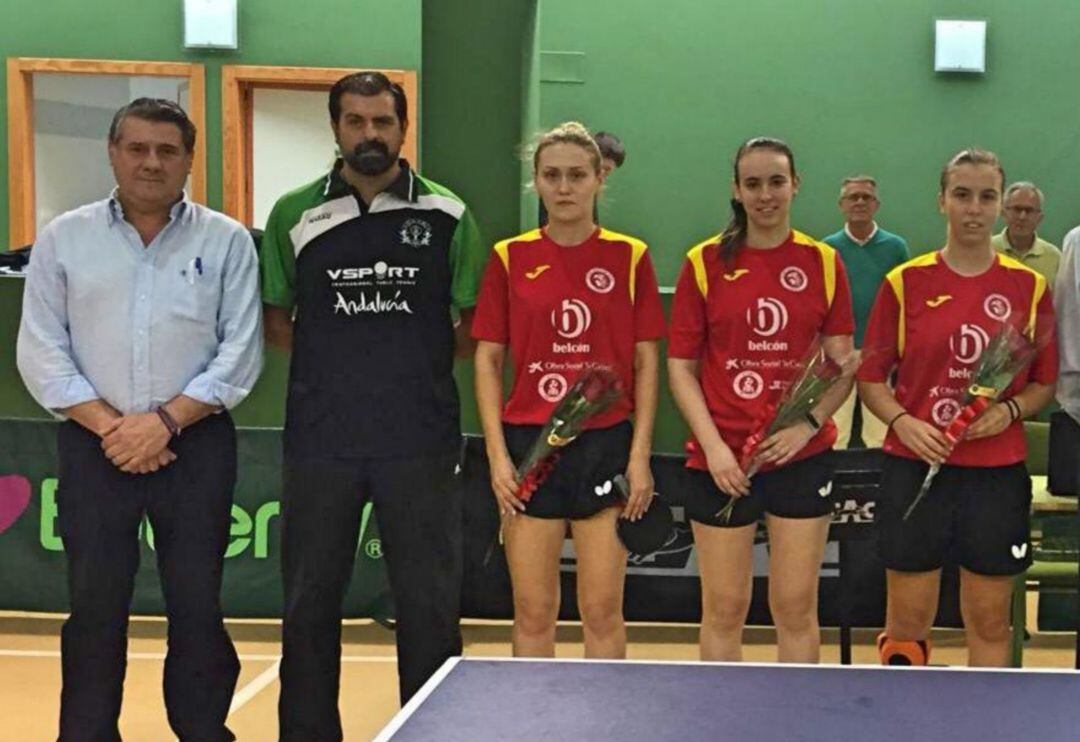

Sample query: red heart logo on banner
[0,475,32,535]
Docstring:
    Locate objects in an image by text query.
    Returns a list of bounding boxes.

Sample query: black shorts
[504,421,631,520]
[876,454,1033,576]
[684,451,835,528]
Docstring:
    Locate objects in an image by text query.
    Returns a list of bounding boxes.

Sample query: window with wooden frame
[221,65,418,227]
[6,58,206,247]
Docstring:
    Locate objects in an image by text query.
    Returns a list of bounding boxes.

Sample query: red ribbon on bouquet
[517,453,561,503]
[738,402,778,473]
[941,396,991,446]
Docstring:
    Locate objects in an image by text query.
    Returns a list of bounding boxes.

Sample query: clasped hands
[100,412,176,474]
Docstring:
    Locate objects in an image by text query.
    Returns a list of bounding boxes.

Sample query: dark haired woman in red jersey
[668,137,856,663]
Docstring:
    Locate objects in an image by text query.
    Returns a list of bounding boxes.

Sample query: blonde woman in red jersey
[858,149,1057,667]
[668,137,856,663]
[472,122,665,658]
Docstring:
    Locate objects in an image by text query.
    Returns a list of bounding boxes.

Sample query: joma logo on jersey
[327,264,420,281]
[723,269,749,282]
[926,294,952,308]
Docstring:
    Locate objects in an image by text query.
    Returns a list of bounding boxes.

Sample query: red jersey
[858,251,1058,467]
[471,228,666,427]
[668,230,855,470]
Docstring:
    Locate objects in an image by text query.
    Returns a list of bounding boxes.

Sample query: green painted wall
[538,0,1080,283]
[421,0,535,434]
[422,0,531,244]
[520,1,542,229]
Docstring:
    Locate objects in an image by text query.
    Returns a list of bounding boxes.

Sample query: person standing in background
[823,176,909,448]
[991,181,1061,287]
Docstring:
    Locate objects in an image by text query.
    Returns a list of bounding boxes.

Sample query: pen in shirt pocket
[183,257,204,285]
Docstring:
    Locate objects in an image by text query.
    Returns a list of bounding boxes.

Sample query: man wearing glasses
[824,175,909,448]
[992,181,1061,286]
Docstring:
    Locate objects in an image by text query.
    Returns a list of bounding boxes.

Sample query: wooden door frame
[6,57,206,247]
[221,65,418,226]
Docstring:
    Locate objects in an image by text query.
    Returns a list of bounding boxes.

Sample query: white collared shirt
[844,221,879,247]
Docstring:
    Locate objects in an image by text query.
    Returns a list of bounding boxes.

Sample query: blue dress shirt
[17,191,264,416]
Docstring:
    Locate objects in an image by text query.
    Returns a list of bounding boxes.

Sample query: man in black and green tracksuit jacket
[260,72,486,741]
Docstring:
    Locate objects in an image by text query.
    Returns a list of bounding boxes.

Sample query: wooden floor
[1,600,1076,741]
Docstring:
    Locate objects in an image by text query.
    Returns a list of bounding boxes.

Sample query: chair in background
[1010,421,1078,666]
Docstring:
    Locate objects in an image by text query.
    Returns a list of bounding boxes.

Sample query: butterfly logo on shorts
[526,265,552,280]
[723,268,750,282]
[818,481,834,498]
[1011,543,1028,559]
[926,294,953,308]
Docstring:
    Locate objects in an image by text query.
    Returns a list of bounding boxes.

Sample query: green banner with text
[0,419,392,619]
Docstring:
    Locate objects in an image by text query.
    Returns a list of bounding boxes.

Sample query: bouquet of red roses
[903,322,1038,520]
[516,366,623,502]
[484,367,623,557]
[715,342,861,523]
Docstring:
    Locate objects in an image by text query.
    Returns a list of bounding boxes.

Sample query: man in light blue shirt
[17,98,262,742]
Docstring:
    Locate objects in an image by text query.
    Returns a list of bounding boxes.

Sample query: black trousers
[56,415,240,742]
[278,449,464,742]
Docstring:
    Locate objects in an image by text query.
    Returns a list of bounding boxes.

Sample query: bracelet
[1003,398,1022,422]
[1001,398,1015,422]
[804,411,821,431]
[156,407,181,438]
[888,410,909,428]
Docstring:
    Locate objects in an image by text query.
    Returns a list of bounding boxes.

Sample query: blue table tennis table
[375,657,1079,741]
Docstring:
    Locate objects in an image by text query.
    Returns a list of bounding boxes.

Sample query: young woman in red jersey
[668,137,856,662]
[472,122,665,658]
[858,149,1057,667]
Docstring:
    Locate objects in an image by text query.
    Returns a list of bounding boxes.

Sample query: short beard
[343,140,398,176]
